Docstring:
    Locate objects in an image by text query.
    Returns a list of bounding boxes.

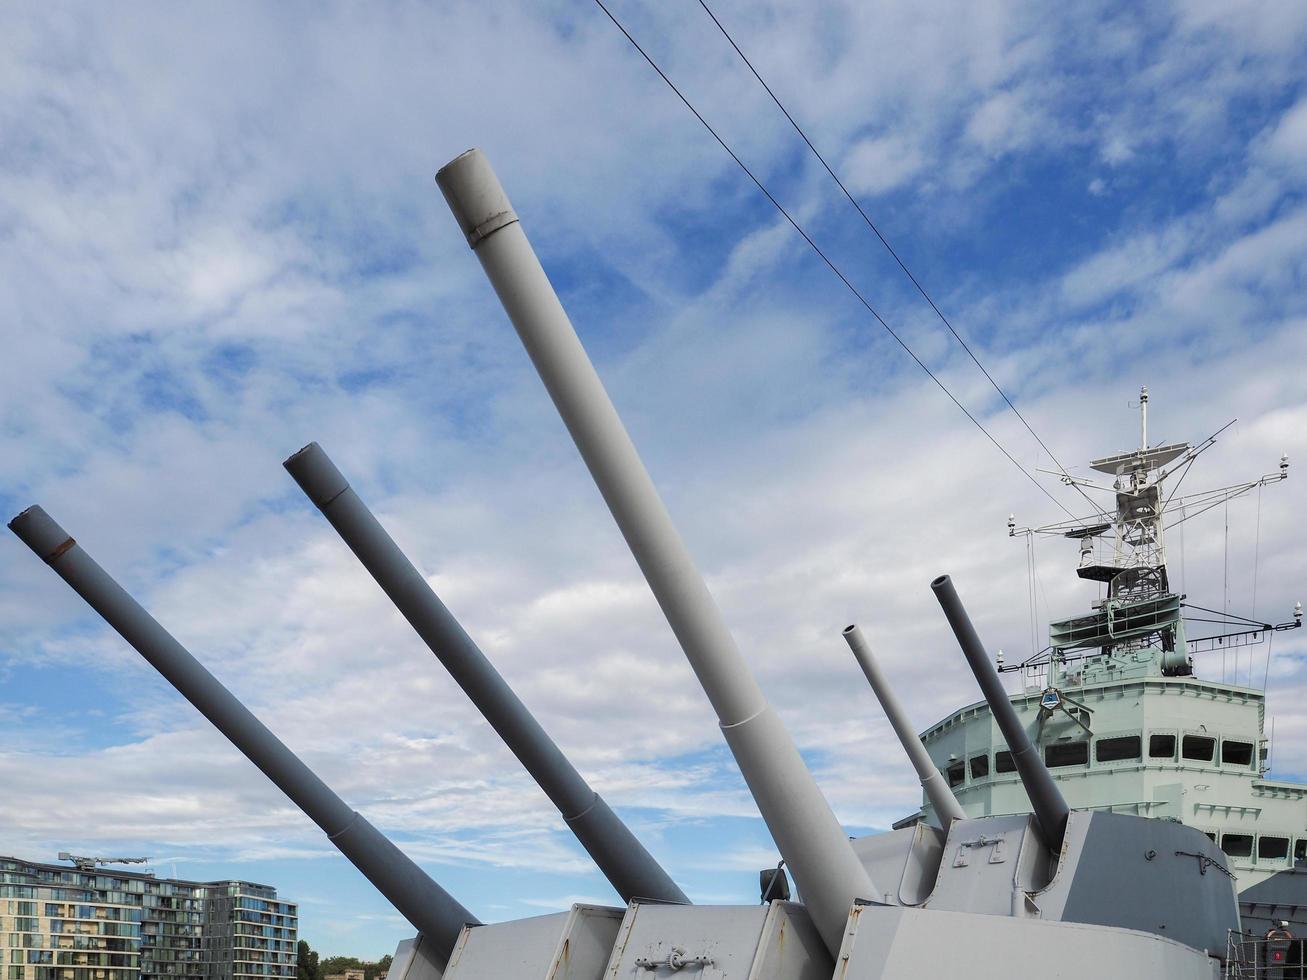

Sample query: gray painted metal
[443,905,623,980]
[746,901,831,980]
[1032,812,1237,957]
[848,825,944,907]
[834,903,1222,979]
[922,814,1054,917]
[913,809,1238,952]
[842,625,966,827]
[384,938,445,980]
[1241,871,1307,937]
[931,574,1071,851]
[601,902,830,979]
[435,145,877,956]
[283,442,687,906]
[7,505,476,971]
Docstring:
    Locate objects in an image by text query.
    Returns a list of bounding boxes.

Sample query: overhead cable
[694,0,1099,519]
[591,0,1082,524]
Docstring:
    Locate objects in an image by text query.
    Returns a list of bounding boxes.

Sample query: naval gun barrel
[8,506,478,970]
[284,441,687,906]
[842,625,966,827]
[930,574,1069,851]
[435,148,878,955]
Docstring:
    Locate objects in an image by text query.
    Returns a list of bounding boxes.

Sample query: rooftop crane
[57,852,151,873]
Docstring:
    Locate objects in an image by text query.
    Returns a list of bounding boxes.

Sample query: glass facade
[0,859,295,980]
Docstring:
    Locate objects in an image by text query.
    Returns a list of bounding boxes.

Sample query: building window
[1221,741,1254,767]
[1095,735,1142,762]
[1182,735,1215,762]
[1045,741,1089,768]
[1222,833,1254,858]
[994,750,1016,774]
[946,761,965,787]
[1259,837,1290,860]
[969,754,989,779]
[1149,734,1176,758]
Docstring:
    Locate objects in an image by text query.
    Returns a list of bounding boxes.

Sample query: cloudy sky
[2,0,1305,958]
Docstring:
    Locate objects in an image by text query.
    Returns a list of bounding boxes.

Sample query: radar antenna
[1006,389,1297,684]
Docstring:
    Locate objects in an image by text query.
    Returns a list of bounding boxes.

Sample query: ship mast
[1008,388,1294,684]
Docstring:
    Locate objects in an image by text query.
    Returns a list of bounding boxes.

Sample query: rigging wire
[591,0,1083,524]
[1180,603,1273,627]
[1178,501,1186,596]
[1251,483,1263,620]
[691,0,1109,523]
[1026,532,1038,658]
[1251,483,1263,688]
[1223,496,1230,682]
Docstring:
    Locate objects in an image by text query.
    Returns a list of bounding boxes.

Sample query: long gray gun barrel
[435,148,877,955]
[930,574,1069,851]
[283,441,687,906]
[842,625,966,827]
[8,505,478,970]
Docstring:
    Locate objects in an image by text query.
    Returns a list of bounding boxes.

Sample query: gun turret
[283,441,687,906]
[8,506,478,971]
[842,624,966,826]
[930,574,1070,851]
[435,148,878,955]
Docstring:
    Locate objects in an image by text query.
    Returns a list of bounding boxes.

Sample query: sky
[2,0,1306,959]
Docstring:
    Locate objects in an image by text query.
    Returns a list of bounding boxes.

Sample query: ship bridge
[905,389,1303,932]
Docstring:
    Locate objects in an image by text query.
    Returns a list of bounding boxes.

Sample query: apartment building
[0,856,296,980]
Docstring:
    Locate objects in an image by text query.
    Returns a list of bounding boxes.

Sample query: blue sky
[2,0,1306,959]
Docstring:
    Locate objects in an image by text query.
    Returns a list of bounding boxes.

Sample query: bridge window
[946,761,965,787]
[1182,735,1215,762]
[1149,734,1176,758]
[1295,840,1307,867]
[1096,735,1142,762]
[1045,741,1089,768]
[1259,837,1290,860]
[995,750,1016,774]
[1222,833,1254,858]
[1221,740,1254,767]
[969,754,989,779]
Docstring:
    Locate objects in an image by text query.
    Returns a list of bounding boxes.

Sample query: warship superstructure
[14,149,1297,978]
[912,390,1303,941]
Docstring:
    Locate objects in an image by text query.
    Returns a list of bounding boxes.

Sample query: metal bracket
[635,947,714,971]
[1174,850,1237,880]
[954,835,1007,867]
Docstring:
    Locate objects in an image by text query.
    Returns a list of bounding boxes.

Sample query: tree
[297,941,320,980]
[371,955,393,980]
[319,957,364,977]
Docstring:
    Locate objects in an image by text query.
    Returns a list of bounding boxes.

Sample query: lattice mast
[1009,387,1294,682]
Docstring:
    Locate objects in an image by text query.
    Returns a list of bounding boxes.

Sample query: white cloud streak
[2,0,1305,957]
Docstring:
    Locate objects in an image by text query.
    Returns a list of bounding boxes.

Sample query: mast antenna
[1139,384,1148,450]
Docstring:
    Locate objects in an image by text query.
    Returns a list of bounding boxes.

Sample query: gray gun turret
[930,574,1070,851]
[435,147,877,956]
[842,624,966,827]
[8,505,477,972]
[283,441,687,906]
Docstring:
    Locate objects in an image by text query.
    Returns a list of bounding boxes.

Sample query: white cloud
[2,0,1306,958]
[1265,97,1307,171]
[843,134,926,195]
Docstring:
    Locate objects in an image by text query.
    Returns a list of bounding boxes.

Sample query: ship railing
[1226,931,1305,978]
[1020,661,1051,691]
